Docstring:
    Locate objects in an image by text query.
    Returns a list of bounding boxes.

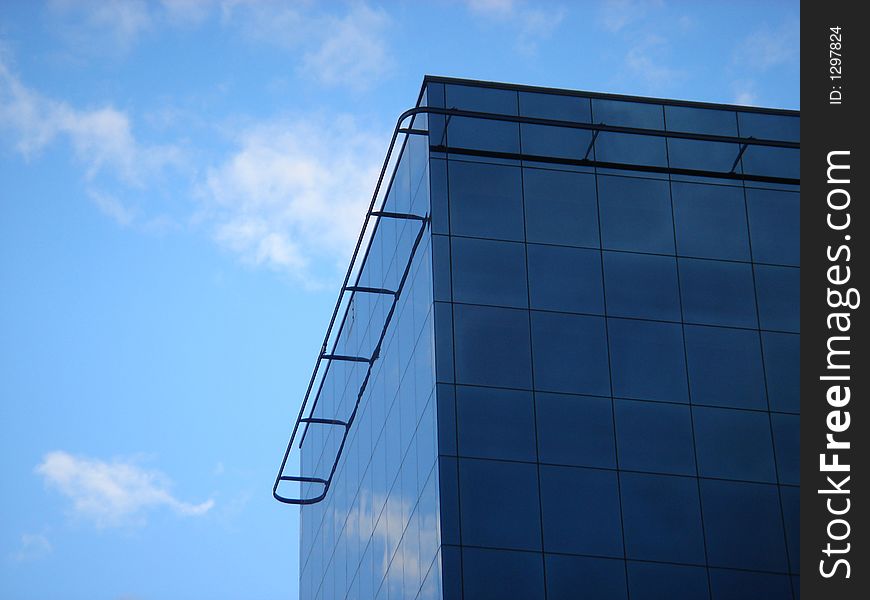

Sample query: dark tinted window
[598,175,674,253]
[434,302,454,383]
[432,234,452,302]
[679,258,758,328]
[754,265,799,332]
[437,384,457,455]
[537,393,616,468]
[603,251,680,321]
[521,123,593,160]
[453,304,531,389]
[741,146,799,180]
[523,168,599,247]
[546,554,627,600]
[520,92,592,122]
[746,189,800,266]
[761,332,799,413]
[456,386,537,462]
[694,406,776,483]
[608,318,688,403]
[772,413,799,485]
[684,325,766,410]
[438,457,460,545]
[449,161,524,241]
[447,116,520,155]
[531,311,610,396]
[780,485,800,574]
[701,479,788,572]
[620,472,706,564]
[615,399,695,475]
[709,569,792,600]
[627,562,710,600]
[595,133,667,168]
[540,465,623,557]
[668,139,741,173]
[738,112,799,142]
[459,458,541,550]
[462,547,545,600]
[528,244,604,314]
[672,182,750,261]
[666,105,737,136]
[446,84,518,114]
[451,237,527,308]
[593,98,663,129]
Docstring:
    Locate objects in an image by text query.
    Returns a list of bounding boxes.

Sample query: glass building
[276,77,800,600]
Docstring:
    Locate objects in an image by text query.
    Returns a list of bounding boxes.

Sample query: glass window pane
[453,304,532,389]
[627,562,710,600]
[598,175,674,253]
[537,393,616,469]
[679,258,758,328]
[520,91,591,122]
[672,182,751,261]
[462,547,545,600]
[668,138,742,173]
[523,167,599,247]
[434,302,454,383]
[603,251,680,321]
[437,384,457,455]
[447,116,521,155]
[546,554,627,600]
[451,237,527,308]
[754,265,799,332]
[456,385,536,462]
[608,318,688,403]
[531,311,610,396]
[528,244,604,314]
[615,399,695,475]
[521,123,593,160]
[781,485,799,574]
[620,472,706,564]
[738,112,799,142]
[540,465,623,557]
[432,234,452,302]
[665,105,737,136]
[685,325,767,410]
[430,158,449,234]
[446,84,518,115]
[694,406,776,483]
[746,189,799,266]
[701,479,788,572]
[772,413,799,485]
[459,458,541,550]
[761,332,799,413]
[709,569,792,600]
[595,132,668,168]
[449,160,524,240]
[593,98,663,129]
[741,146,799,180]
[438,457,460,545]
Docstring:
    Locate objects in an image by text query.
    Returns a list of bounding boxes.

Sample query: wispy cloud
[623,34,684,90]
[734,19,799,71]
[464,0,564,54]
[47,0,153,54]
[0,58,181,185]
[597,0,662,33]
[222,2,394,90]
[10,533,52,562]
[200,115,383,284]
[36,451,214,528]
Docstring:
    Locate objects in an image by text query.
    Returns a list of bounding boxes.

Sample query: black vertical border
[801,3,867,599]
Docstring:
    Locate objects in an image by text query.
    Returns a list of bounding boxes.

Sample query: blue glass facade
[296,77,799,600]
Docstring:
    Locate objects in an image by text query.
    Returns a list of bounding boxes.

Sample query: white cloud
[300,5,393,90]
[201,115,384,284]
[222,2,393,90]
[597,0,662,33]
[48,0,153,53]
[734,19,799,71]
[36,451,214,528]
[732,80,759,106]
[11,533,52,562]
[0,59,181,185]
[464,0,564,54]
[623,34,683,90]
[87,189,138,227]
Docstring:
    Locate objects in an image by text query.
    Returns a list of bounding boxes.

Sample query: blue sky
[0,1,798,599]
